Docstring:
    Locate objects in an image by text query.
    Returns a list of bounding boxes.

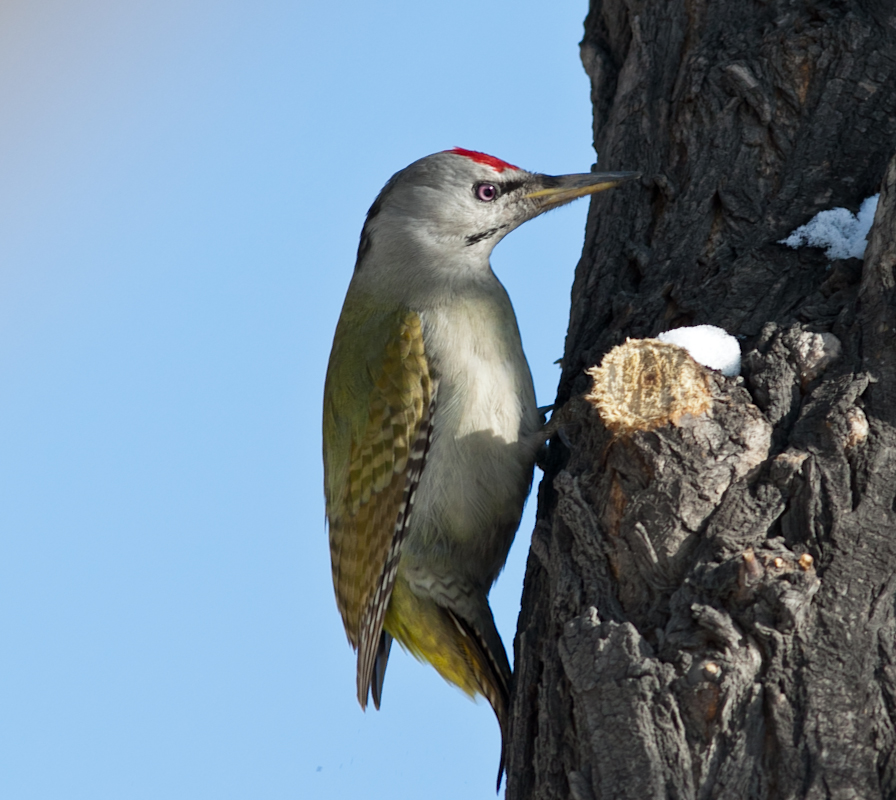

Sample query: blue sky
[1,1,601,797]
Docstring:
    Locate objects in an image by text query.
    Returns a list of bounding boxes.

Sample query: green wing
[323,297,433,707]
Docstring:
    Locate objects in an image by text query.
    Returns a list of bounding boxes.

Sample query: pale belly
[402,297,541,587]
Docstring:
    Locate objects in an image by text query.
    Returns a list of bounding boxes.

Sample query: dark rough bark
[508,2,896,798]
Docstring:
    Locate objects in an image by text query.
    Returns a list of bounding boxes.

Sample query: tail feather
[371,631,392,710]
[445,608,510,791]
[385,576,512,789]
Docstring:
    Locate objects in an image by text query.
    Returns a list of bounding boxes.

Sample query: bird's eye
[475,183,497,202]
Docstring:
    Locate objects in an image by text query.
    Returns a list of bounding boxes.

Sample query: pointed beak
[525,171,640,210]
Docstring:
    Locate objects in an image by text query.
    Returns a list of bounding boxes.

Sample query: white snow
[658,325,742,377]
[779,194,879,260]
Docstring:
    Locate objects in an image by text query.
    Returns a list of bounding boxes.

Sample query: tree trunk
[508,2,896,798]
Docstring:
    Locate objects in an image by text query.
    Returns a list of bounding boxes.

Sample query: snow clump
[779,195,879,260]
[657,325,742,377]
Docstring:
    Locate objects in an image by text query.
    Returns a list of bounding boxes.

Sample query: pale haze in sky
[1,1,607,797]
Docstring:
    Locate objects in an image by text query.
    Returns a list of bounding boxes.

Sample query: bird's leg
[533,396,588,468]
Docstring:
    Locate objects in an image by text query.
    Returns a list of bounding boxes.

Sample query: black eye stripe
[499,179,525,195]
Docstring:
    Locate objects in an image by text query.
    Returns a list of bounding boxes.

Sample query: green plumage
[323,292,431,657]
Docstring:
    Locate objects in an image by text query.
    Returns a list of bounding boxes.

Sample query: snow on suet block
[658,325,742,376]
[586,339,712,434]
[779,195,879,260]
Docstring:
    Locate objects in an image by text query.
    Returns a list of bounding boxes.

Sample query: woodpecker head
[356,148,638,274]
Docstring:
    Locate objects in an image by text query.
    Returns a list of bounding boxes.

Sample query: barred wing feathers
[323,305,434,709]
